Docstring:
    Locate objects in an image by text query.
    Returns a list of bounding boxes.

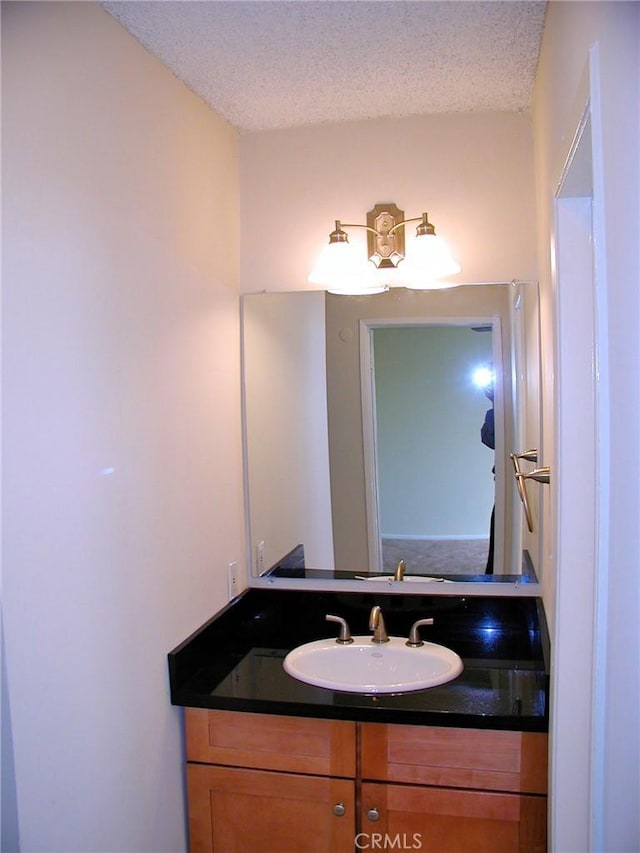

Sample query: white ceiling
[102,0,547,133]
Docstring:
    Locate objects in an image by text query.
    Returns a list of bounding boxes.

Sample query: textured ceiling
[102,0,547,133]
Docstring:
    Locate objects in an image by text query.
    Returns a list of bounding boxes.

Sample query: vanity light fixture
[308,203,461,294]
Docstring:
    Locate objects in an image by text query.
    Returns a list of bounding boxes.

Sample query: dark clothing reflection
[481,406,495,574]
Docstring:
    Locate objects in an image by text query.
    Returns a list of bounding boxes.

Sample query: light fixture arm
[308,202,461,293]
[329,220,379,241]
[389,212,436,237]
[330,212,435,243]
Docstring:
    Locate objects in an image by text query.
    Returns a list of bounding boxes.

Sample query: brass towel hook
[510,449,551,533]
[520,467,551,485]
[510,453,534,532]
[514,449,538,464]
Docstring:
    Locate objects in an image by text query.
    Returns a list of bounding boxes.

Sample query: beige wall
[239,111,537,293]
[2,3,242,850]
[533,1,639,849]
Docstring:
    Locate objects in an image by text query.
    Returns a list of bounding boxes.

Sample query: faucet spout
[369,605,389,644]
[394,559,406,581]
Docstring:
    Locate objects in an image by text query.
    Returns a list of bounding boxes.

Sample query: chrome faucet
[369,605,389,643]
[394,559,406,581]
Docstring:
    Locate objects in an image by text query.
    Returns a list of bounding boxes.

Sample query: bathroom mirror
[242,283,541,589]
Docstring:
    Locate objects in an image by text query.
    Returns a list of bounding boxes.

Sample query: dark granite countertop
[168,588,549,732]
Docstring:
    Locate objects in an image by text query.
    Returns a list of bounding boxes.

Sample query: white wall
[243,292,334,572]
[1,3,244,851]
[4,3,637,851]
[239,111,537,293]
[533,1,640,849]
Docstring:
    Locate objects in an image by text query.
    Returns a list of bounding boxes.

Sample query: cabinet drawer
[185,708,356,777]
[361,723,547,794]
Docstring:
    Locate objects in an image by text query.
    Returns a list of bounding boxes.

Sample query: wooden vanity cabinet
[184,710,548,853]
[360,723,548,853]
[185,708,356,853]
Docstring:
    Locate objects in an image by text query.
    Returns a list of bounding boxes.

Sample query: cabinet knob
[367,807,380,822]
[333,803,346,817]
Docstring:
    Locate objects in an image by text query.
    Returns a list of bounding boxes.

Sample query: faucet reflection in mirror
[308,202,461,295]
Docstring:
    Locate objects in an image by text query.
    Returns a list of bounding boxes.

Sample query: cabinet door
[361,782,546,853]
[188,763,355,853]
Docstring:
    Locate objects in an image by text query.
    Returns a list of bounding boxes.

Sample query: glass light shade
[308,239,387,295]
[400,233,462,290]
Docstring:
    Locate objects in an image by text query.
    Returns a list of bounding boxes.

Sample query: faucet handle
[406,618,435,647]
[325,614,353,644]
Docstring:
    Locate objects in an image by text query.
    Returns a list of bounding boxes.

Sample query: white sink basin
[283,636,463,694]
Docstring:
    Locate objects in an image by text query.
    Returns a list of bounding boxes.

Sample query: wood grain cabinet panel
[185,707,355,777]
[361,723,548,794]
[188,763,355,853]
[361,782,547,853]
[184,710,548,853]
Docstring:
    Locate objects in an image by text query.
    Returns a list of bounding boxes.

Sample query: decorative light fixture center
[308,202,461,295]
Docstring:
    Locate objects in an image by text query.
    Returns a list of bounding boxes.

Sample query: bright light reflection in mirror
[472,365,495,391]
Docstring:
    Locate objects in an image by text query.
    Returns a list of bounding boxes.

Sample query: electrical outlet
[256,540,265,574]
[227,561,239,601]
